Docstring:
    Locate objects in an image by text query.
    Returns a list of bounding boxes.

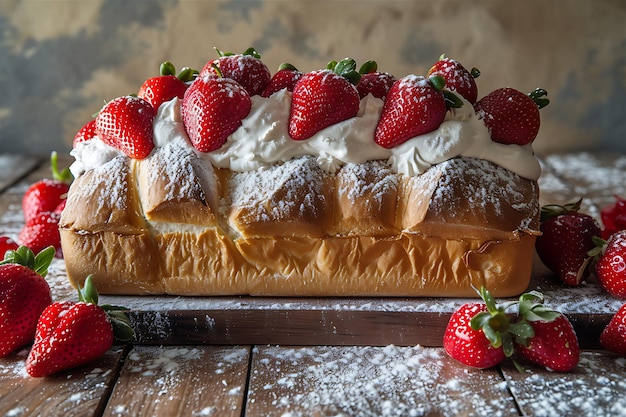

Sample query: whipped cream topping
[71,89,541,181]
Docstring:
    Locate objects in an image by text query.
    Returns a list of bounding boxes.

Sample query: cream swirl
[72,89,541,181]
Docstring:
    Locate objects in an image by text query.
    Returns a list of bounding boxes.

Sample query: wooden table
[1,152,626,416]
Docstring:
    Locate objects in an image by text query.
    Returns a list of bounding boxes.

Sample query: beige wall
[0,0,624,156]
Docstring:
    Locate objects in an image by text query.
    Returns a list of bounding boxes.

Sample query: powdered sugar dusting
[247,345,517,416]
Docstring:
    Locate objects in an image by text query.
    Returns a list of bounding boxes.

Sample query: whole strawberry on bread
[427,54,480,104]
[600,303,626,356]
[374,74,451,149]
[181,74,252,153]
[199,47,271,97]
[95,95,156,159]
[475,87,549,145]
[261,63,303,98]
[289,58,362,141]
[535,199,602,286]
[25,275,134,377]
[138,61,197,110]
[590,230,626,299]
[0,246,54,357]
[355,60,397,100]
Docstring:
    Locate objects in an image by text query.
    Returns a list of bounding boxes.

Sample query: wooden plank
[0,346,125,417]
[0,154,41,193]
[502,351,626,416]
[245,345,519,416]
[103,345,250,417]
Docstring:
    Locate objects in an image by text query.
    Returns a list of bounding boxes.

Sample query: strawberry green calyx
[215,46,262,59]
[159,61,197,83]
[588,235,608,259]
[358,60,378,75]
[277,62,299,72]
[327,58,362,86]
[470,67,481,79]
[0,245,55,278]
[540,198,582,222]
[529,88,549,109]
[78,275,135,343]
[50,151,73,184]
[428,74,463,110]
[470,287,518,357]
[514,290,560,347]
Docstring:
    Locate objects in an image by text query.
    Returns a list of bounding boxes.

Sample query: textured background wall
[0,0,624,156]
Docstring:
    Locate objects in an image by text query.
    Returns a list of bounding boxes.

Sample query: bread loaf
[60,142,539,297]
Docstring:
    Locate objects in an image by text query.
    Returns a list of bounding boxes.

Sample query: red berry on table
[138,61,195,110]
[289,58,362,141]
[260,63,303,98]
[72,119,97,147]
[374,74,447,149]
[18,211,62,257]
[593,230,626,299]
[444,303,507,369]
[427,55,480,104]
[95,95,156,159]
[474,87,548,145]
[181,75,252,153]
[0,237,18,259]
[535,200,602,286]
[0,246,54,357]
[600,195,626,239]
[22,179,69,223]
[199,47,271,97]
[25,276,134,377]
[22,152,73,223]
[600,303,626,356]
[516,313,579,372]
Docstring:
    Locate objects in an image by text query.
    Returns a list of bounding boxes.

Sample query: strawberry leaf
[1,245,54,277]
[78,274,99,304]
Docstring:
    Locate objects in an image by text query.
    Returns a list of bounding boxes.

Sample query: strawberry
[535,200,602,286]
[199,47,271,96]
[25,275,134,377]
[0,236,19,259]
[374,74,447,149]
[289,58,361,141]
[444,303,508,369]
[600,303,626,356]
[260,63,303,98]
[18,211,62,257]
[355,60,396,100]
[515,313,579,372]
[443,287,531,369]
[0,246,54,357]
[474,87,548,145]
[427,55,480,104]
[138,61,196,110]
[600,195,626,239]
[72,119,97,147]
[95,95,156,159]
[22,152,72,223]
[592,230,626,298]
[181,75,252,153]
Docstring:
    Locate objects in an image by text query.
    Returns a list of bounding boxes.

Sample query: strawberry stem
[50,151,73,184]
[277,63,298,72]
[528,88,549,109]
[160,61,176,76]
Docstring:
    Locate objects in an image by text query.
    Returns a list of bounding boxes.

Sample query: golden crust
[60,152,540,297]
